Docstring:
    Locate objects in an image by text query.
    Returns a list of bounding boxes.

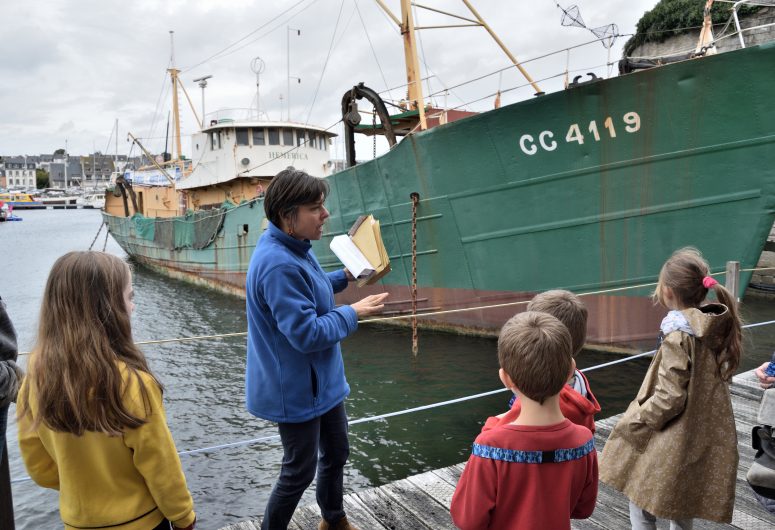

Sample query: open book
[329,215,391,287]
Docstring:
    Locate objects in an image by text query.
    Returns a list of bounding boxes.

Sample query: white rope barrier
[11,318,775,485]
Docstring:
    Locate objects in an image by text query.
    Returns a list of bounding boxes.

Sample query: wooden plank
[381,479,456,529]
[341,494,391,530]
[220,521,261,530]
[289,504,325,530]
[353,487,432,529]
[405,469,457,509]
[220,370,775,530]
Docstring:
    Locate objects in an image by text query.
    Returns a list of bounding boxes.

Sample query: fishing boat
[0,192,44,210]
[103,0,775,347]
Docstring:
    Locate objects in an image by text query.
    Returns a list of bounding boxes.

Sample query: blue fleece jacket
[245,222,358,423]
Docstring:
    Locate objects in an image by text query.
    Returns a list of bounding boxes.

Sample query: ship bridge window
[297,130,306,146]
[236,129,249,146]
[309,134,316,149]
[210,131,222,150]
[268,128,280,145]
[252,128,265,146]
[282,129,294,146]
[318,133,327,150]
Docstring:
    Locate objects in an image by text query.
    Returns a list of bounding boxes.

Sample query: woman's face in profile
[289,195,329,240]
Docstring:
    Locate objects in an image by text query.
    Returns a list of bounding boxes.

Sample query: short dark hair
[264,168,329,226]
[498,311,572,404]
[527,290,588,357]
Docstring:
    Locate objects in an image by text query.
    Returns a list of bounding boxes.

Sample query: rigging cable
[354,0,394,102]
[304,0,347,125]
[181,0,313,73]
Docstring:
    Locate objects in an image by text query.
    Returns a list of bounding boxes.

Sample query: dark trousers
[261,402,349,530]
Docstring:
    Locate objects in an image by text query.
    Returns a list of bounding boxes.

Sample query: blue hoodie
[245,222,358,423]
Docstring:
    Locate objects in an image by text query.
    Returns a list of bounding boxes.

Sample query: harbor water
[4,209,775,529]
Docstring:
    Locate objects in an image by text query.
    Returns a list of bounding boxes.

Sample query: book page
[329,234,375,278]
[351,215,383,269]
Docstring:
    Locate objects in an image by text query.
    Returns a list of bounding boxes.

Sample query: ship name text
[268,152,310,160]
[519,111,641,156]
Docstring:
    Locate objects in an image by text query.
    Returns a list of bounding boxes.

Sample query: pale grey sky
[0,0,661,158]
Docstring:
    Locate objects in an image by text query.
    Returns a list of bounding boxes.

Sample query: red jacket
[483,370,601,434]
[451,419,598,530]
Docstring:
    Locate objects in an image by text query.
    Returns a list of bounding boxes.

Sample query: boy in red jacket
[451,312,598,530]
[485,290,600,433]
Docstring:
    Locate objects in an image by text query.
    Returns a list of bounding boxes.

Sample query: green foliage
[35,168,49,189]
[623,0,762,56]
[53,148,65,155]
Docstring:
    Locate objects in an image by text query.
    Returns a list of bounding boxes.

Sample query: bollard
[725,261,741,302]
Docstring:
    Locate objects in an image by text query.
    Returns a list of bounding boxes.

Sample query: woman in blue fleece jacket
[246,169,388,530]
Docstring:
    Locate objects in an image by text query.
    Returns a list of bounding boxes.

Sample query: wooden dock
[220,370,774,529]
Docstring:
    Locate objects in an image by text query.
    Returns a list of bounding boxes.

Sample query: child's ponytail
[709,282,742,381]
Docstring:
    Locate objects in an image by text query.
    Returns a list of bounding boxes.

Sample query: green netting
[130,209,226,250]
[133,214,156,240]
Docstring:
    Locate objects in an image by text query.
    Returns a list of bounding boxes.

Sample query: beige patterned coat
[599,304,738,522]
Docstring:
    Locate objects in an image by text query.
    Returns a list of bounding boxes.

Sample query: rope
[87,223,105,251]
[17,265,775,356]
[11,318,775,485]
[102,225,110,252]
[411,193,420,355]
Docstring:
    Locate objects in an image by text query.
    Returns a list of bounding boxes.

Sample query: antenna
[287,27,301,121]
[193,75,213,123]
[251,57,266,120]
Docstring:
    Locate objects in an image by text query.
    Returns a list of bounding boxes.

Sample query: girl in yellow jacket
[17,251,196,530]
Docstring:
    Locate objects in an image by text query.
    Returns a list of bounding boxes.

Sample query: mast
[695,0,717,55]
[168,30,183,161]
[400,0,427,130]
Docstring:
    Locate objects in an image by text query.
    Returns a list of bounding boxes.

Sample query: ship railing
[729,0,775,48]
[10,263,775,485]
[204,108,267,124]
[627,1,775,61]
[381,2,775,112]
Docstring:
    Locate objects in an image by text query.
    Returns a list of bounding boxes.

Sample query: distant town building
[1,156,36,189]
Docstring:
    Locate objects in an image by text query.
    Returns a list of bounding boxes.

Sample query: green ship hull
[104,43,775,346]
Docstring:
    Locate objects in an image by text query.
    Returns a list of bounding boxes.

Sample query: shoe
[317,515,359,530]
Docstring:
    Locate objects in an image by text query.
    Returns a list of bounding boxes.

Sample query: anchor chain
[410,192,420,355]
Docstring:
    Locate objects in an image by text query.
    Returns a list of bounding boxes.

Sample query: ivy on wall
[623,0,762,56]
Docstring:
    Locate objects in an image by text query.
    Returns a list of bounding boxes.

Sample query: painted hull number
[519,112,641,156]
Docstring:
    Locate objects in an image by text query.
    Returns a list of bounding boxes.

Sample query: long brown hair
[654,247,742,380]
[18,251,159,435]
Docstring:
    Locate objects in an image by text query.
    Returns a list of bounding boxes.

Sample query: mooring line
[11,318,775,485]
[15,265,775,356]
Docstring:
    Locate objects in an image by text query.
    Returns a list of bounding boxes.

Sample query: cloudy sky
[0,0,661,159]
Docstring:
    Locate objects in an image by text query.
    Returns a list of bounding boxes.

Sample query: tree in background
[36,169,50,189]
[53,148,65,156]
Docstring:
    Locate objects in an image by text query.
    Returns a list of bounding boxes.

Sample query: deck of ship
[219,369,775,530]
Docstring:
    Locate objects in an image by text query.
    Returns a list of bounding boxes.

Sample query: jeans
[0,404,7,462]
[261,402,349,530]
[629,501,694,530]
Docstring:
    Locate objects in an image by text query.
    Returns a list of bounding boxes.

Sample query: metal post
[0,440,15,530]
[725,260,741,301]
[733,1,746,48]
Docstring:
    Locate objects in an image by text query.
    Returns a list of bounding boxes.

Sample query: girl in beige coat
[600,248,742,529]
